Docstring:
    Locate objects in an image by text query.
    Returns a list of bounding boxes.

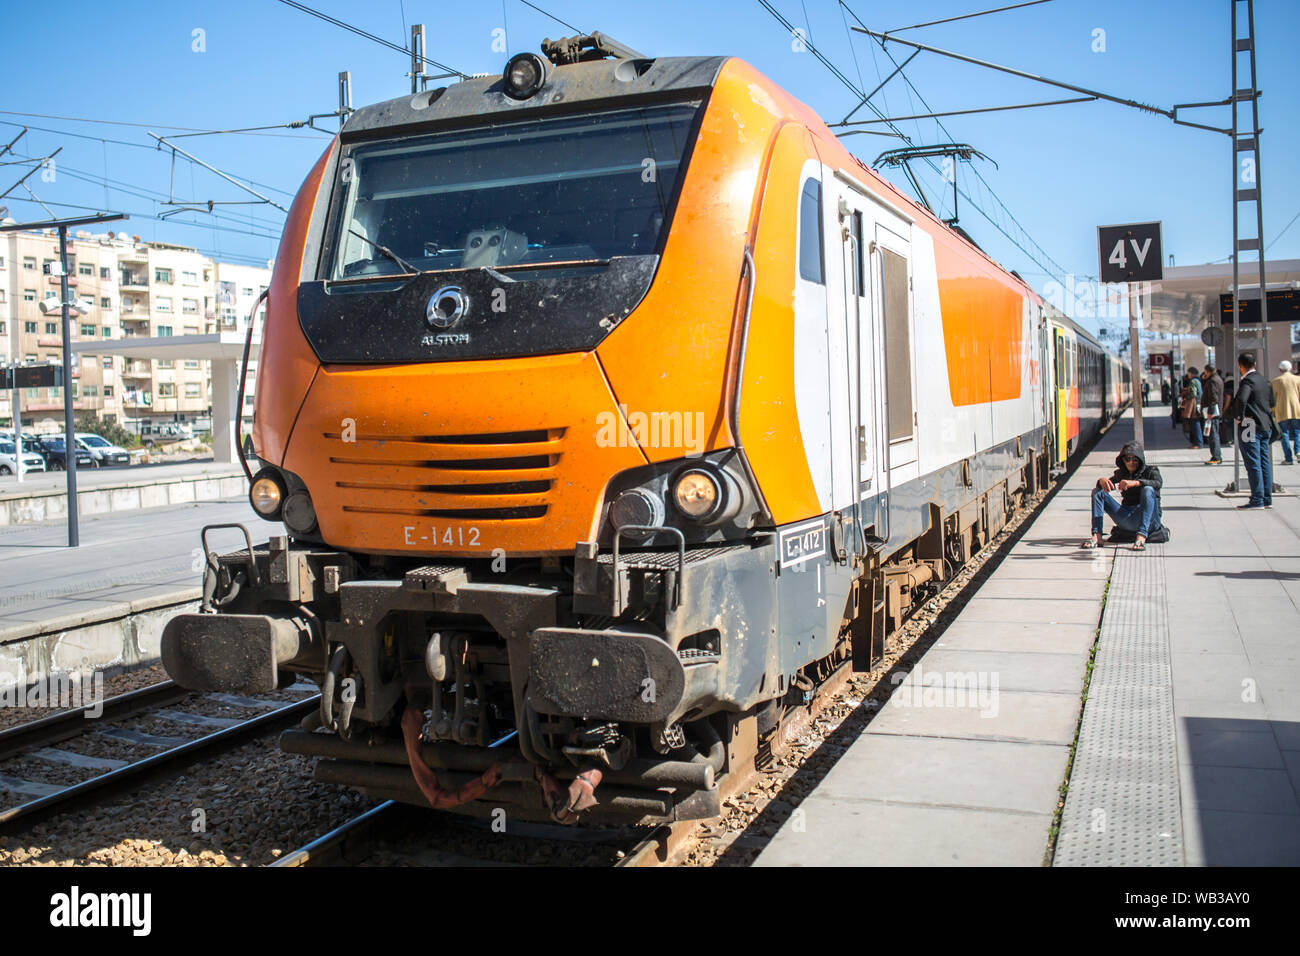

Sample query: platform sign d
[1098,222,1163,284]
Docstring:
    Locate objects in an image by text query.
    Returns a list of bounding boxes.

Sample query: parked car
[76,432,132,467]
[37,435,96,471]
[0,438,48,475]
[0,432,49,463]
[140,422,193,445]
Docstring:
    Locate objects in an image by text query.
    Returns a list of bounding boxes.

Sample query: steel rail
[268,800,402,867]
[0,695,319,833]
[0,680,191,761]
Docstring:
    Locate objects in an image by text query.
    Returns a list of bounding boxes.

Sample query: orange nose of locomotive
[278,353,648,557]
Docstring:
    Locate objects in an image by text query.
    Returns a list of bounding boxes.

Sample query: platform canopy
[1145,258,1300,336]
[69,333,260,464]
[69,332,260,362]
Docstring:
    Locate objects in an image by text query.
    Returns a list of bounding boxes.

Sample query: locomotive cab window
[798,178,824,283]
[328,101,701,280]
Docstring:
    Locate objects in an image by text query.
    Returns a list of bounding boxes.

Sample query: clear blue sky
[2,0,1296,339]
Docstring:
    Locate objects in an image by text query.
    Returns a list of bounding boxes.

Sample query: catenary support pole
[58,225,78,547]
[1130,281,1143,448]
[10,372,21,483]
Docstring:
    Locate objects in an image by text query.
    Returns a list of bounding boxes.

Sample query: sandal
[1131,540,1146,551]
[1081,538,1099,549]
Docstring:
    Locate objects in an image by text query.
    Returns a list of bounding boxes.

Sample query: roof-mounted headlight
[503,52,548,99]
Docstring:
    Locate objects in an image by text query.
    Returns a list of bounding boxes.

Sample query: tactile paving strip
[1054,549,1184,866]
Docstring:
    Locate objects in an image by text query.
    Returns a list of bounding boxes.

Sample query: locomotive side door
[832,174,883,546]
[831,187,875,553]
[828,173,915,545]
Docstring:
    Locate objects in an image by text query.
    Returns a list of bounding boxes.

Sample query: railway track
[0,679,318,834]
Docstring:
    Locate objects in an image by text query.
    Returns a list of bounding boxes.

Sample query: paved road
[0,499,265,635]
[0,459,243,497]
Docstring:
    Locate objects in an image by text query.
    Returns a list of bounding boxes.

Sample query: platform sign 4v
[1098,222,1163,284]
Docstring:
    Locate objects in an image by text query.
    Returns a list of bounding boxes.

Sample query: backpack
[1109,524,1171,544]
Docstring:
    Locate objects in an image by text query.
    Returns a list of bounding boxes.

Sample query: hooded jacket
[1100,440,1163,507]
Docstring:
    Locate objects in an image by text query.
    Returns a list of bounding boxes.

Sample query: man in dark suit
[1230,352,1275,509]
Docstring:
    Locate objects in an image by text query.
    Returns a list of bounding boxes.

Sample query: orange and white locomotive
[163,35,1127,823]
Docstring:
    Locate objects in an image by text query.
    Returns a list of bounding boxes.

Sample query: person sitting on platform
[1083,440,1169,551]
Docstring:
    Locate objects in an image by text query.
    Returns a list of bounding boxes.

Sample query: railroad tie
[29,748,128,771]
[0,773,63,799]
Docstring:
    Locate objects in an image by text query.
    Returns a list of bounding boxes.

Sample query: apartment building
[212,261,267,436]
[1,227,269,436]
[1,228,126,429]
[119,242,214,429]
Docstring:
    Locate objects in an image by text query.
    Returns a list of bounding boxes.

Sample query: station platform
[0,460,245,528]
[755,408,1300,866]
[0,499,258,690]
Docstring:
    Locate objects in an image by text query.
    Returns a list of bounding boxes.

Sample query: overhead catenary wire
[0,127,27,159]
[273,0,467,78]
[0,197,276,265]
[883,0,1056,36]
[517,0,582,34]
[148,133,289,214]
[7,147,287,226]
[1265,206,1300,253]
[0,119,302,197]
[770,0,1090,325]
[837,96,1097,127]
[838,1,1075,291]
[756,0,887,110]
[0,108,328,140]
[2,195,282,243]
[3,151,285,235]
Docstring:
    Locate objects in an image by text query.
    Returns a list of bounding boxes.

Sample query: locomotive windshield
[329,101,701,279]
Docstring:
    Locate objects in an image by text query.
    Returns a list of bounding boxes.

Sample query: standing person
[1180,367,1203,448]
[1201,364,1224,464]
[1172,369,1188,431]
[1222,375,1236,448]
[1271,360,1300,465]
[1230,352,1276,509]
[1161,378,1171,405]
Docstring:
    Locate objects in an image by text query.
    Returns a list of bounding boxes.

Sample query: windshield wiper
[347,228,418,275]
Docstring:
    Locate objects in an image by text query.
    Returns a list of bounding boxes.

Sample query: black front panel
[297,256,658,363]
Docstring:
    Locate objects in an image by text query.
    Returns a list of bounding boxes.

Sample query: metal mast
[1228,0,1269,493]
